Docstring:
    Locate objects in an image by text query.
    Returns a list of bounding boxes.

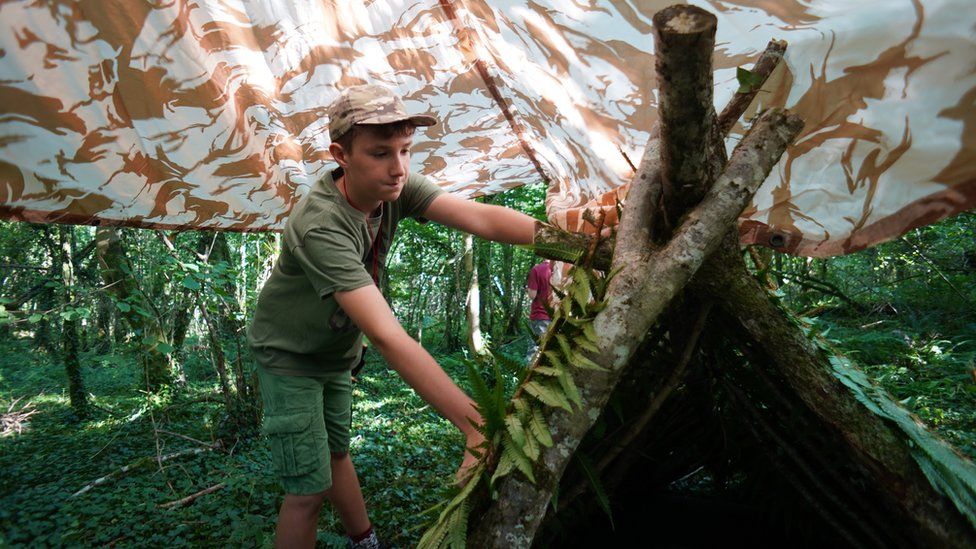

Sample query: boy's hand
[455,431,485,487]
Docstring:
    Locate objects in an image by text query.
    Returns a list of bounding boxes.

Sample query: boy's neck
[337,173,382,217]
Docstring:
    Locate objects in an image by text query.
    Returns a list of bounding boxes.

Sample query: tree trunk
[55,225,87,417]
[209,233,250,400]
[33,225,56,351]
[95,227,174,391]
[199,300,234,413]
[464,233,487,356]
[500,243,515,336]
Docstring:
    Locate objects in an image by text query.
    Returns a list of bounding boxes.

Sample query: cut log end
[653,5,717,35]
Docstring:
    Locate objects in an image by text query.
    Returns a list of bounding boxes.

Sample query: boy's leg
[324,451,370,535]
[321,371,373,537]
[277,492,328,548]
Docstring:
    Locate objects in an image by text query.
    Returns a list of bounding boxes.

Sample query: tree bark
[655,5,720,228]
[55,225,87,417]
[468,108,803,547]
[464,233,487,356]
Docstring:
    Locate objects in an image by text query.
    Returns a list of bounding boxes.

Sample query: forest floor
[0,337,476,547]
[1,309,973,547]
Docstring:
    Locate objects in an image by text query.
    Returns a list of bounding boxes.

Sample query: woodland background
[1,181,973,546]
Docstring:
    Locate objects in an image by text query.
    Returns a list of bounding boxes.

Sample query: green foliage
[419,263,612,546]
[0,342,471,547]
[2,197,973,546]
[736,66,763,94]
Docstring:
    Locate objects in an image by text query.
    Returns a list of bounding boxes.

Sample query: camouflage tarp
[1,0,973,256]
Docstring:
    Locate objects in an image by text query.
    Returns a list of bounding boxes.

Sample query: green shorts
[256,365,353,495]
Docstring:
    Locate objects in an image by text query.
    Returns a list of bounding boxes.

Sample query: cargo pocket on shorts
[262,412,320,477]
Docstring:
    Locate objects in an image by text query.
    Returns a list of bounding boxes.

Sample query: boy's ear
[329,142,348,168]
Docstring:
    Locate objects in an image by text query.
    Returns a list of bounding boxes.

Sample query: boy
[247,84,538,548]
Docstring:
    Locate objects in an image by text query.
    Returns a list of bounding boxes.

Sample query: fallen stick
[158,482,227,509]
[72,445,218,498]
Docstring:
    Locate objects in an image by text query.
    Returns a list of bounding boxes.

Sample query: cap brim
[359,113,438,128]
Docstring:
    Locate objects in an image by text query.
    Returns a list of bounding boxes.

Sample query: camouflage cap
[327,84,437,141]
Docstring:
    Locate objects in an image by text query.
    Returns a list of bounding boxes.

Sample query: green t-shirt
[246,168,444,376]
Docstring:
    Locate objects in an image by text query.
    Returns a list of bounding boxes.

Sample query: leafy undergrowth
[0,339,469,547]
[817,312,976,459]
[2,304,973,548]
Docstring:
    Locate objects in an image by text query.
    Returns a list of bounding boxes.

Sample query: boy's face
[334,127,413,205]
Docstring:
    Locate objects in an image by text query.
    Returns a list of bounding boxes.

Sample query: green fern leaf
[522,421,541,461]
[505,414,527,449]
[555,334,574,361]
[417,512,450,549]
[504,434,537,482]
[533,365,562,377]
[571,349,606,371]
[556,370,583,408]
[524,380,572,412]
[493,349,525,376]
[465,360,504,436]
[512,397,531,422]
[560,294,574,317]
[491,446,517,486]
[447,500,468,548]
[543,350,565,371]
[528,242,583,263]
[575,334,599,354]
[571,268,592,310]
[576,454,614,527]
[582,322,598,344]
[529,406,554,447]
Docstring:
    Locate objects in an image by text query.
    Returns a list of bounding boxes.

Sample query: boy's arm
[333,283,484,481]
[423,193,536,245]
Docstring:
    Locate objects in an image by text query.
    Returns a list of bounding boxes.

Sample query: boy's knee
[283,491,328,514]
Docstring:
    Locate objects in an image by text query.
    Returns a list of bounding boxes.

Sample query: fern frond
[543,350,565,371]
[556,334,576,361]
[505,414,527,449]
[582,322,598,344]
[447,499,470,548]
[556,370,583,408]
[491,445,517,486]
[523,380,572,412]
[466,360,504,436]
[503,434,537,482]
[576,453,614,527]
[493,350,526,378]
[533,366,562,377]
[522,420,541,461]
[571,267,592,309]
[417,510,450,549]
[529,406,554,447]
[571,349,606,371]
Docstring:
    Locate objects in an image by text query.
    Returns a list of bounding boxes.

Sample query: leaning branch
[717,39,787,135]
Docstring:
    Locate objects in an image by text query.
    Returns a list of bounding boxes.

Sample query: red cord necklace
[338,175,383,285]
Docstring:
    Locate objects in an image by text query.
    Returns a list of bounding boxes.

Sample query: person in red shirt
[525,259,554,362]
